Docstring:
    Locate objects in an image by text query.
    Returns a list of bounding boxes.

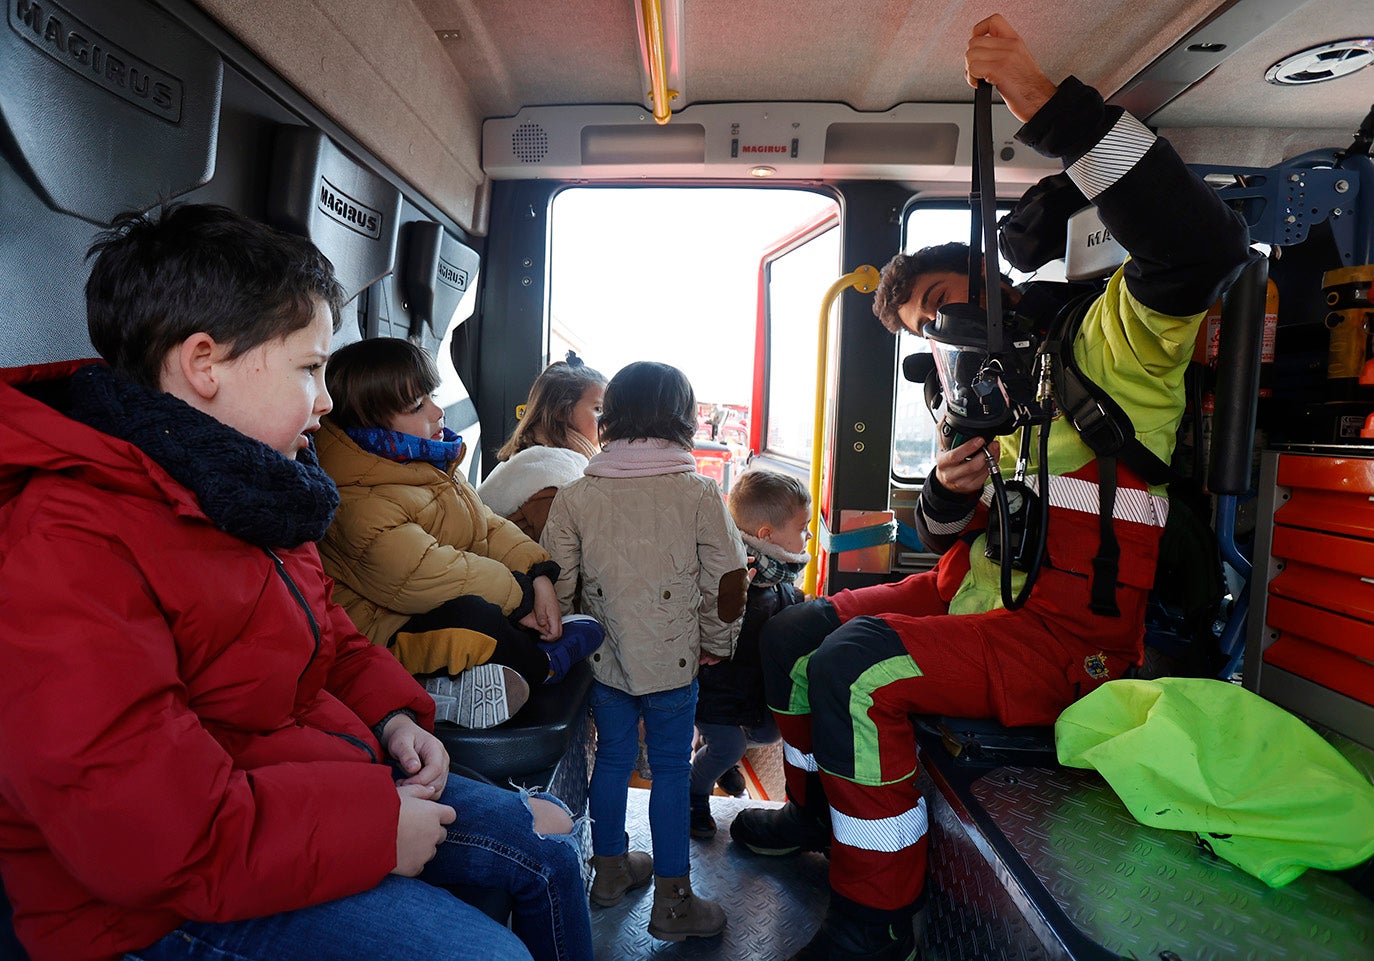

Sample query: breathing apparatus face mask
[922,300,1044,446]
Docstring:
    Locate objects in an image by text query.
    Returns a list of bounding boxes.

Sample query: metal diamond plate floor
[590,788,829,960]
[972,765,1374,961]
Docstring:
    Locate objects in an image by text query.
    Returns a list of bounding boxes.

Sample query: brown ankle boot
[648,874,726,941]
[589,851,653,907]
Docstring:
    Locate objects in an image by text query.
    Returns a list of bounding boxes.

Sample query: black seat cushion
[435,659,593,783]
[916,715,1058,768]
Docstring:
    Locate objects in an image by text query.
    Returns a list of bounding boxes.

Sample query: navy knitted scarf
[67,364,339,548]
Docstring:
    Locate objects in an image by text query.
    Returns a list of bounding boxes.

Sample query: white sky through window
[549,187,837,406]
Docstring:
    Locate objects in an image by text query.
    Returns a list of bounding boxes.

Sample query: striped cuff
[1066,112,1156,200]
[919,508,975,537]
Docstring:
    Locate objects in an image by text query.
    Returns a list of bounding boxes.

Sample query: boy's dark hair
[728,469,811,535]
[85,203,345,389]
[598,361,696,449]
[498,351,607,460]
[325,337,441,430]
[871,241,971,334]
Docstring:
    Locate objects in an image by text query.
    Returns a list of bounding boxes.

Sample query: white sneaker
[424,663,530,729]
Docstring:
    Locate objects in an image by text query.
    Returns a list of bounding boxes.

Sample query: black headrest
[401,221,481,345]
[0,0,223,224]
[267,126,402,303]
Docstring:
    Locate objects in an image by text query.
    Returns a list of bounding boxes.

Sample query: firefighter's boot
[789,903,924,961]
[729,800,830,856]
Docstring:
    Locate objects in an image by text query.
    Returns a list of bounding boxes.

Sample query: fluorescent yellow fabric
[949,265,1201,616]
[1056,677,1374,887]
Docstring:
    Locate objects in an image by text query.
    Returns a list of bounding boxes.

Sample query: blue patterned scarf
[345,426,464,469]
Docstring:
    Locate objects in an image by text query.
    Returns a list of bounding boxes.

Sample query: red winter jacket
[0,362,436,961]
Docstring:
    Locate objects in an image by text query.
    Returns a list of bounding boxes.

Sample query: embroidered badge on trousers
[1083,652,1110,680]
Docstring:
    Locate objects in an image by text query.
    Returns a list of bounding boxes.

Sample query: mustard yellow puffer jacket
[315,420,551,652]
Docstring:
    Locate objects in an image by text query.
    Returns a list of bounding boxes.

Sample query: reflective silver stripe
[919,507,975,536]
[829,797,928,853]
[1067,112,1156,200]
[783,741,818,772]
[981,474,1168,527]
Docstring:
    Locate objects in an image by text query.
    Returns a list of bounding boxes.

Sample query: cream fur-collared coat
[477,444,589,540]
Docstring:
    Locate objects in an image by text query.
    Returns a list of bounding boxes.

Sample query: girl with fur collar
[478,352,606,540]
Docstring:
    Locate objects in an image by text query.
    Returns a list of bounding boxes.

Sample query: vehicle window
[435,279,481,472]
[762,221,842,463]
[548,187,837,463]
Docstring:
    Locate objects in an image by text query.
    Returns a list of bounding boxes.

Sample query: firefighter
[729,14,1252,961]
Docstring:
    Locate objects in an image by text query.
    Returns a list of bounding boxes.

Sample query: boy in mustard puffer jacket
[317,338,603,729]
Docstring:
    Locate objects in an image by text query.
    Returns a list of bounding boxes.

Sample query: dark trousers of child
[391,594,548,685]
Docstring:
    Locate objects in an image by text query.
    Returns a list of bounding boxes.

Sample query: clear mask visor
[929,339,991,421]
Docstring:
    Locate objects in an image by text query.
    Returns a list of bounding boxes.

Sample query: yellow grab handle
[804,264,879,597]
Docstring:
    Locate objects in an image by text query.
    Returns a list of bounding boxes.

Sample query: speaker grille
[512,123,549,163]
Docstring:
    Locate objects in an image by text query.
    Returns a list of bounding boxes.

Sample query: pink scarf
[584,438,696,477]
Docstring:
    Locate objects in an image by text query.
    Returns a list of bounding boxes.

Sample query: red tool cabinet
[1244,448,1374,748]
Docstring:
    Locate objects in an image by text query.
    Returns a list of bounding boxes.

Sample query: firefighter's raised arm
[964,14,1058,124]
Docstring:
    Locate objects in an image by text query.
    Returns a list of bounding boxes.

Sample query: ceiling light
[1265,39,1374,85]
[748,165,777,178]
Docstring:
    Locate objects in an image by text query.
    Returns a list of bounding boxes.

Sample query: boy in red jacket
[0,204,592,961]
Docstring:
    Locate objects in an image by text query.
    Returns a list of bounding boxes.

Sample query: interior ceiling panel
[412,0,644,118]
[415,0,1225,117]
[207,0,1369,224]
[1150,0,1373,130]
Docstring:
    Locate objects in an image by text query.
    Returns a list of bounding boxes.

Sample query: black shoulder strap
[1042,293,1179,617]
[1092,456,1123,616]
[1042,295,1176,487]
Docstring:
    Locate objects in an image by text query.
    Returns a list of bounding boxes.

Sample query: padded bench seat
[434,659,594,788]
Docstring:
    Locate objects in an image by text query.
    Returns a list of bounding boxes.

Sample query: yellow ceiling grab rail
[803,264,880,597]
[639,0,677,124]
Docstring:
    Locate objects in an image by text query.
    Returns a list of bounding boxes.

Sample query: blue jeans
[689,718,779,797]
[126,774,592,961]
[588,680,696,878]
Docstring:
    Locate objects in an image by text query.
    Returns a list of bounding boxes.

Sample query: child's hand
[382,713,449,798]
[521,574,562,641]
[700,653,723,666]
[393,783,455,876]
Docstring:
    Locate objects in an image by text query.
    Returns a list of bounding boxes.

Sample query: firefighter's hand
[934,436,999,495]
[965,14,1058,124]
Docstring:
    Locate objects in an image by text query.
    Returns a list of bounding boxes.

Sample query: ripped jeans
[126,774,592,961]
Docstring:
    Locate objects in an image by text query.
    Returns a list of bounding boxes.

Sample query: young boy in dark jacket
[690,469,811,837]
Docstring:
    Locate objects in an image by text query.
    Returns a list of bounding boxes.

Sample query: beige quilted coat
[541,472,748,696]
[315,419,551,649]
